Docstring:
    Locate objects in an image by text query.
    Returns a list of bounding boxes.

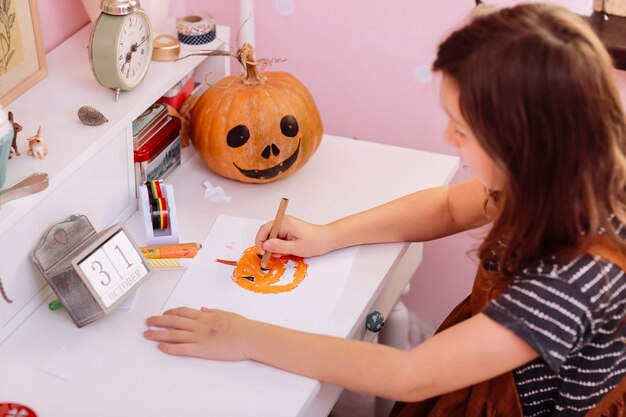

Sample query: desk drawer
[351,243,423,342]
[0,129,136,342]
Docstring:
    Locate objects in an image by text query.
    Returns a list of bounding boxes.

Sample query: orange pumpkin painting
[190,44,323,183]
[216,246,308,294]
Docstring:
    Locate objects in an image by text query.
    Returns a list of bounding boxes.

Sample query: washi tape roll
[146,180,164,200]
[147,258,182,269]
[152,35,181,61]
[176,14,216,45]
[150,197,169,230]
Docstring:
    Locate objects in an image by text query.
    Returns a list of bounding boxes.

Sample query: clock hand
[134,35,148,49]
[123,37,147,77]
[125,43,139,69]
[120,51,132,72]
[128,38,147,56]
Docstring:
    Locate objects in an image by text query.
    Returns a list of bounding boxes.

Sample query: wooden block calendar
[32,215,153,327]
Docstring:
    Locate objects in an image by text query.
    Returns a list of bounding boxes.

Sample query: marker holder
[139,181,180,246]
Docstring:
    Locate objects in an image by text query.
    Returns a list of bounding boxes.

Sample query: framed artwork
[0,0,47,105]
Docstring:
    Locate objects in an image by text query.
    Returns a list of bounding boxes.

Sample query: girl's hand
[255,215,331,258]
[144,307,251,361]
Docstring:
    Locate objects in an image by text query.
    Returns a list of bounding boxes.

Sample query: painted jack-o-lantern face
[226,114,302,181]
[217,246,308,294]
[190,44,323,184]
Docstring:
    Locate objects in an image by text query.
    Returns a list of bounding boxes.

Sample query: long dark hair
[434,4,626,275]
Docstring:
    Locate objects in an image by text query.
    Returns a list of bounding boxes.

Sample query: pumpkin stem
[237,43,267,85]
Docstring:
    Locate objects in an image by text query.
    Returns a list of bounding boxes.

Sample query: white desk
[0,135,458,416]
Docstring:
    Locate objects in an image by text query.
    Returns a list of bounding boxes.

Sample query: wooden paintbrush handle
[261,198,289,268]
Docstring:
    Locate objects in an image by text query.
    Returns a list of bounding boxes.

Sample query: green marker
[48,299,63,311]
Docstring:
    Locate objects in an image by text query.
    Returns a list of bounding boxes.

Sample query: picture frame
[0,0,47,105]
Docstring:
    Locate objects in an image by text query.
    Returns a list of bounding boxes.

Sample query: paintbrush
[260,198,289,270]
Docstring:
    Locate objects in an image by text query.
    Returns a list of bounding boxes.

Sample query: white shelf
[0,20,230,343]
[0,23,229,235]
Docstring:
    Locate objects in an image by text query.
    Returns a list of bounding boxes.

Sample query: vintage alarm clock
[88,0,153,101]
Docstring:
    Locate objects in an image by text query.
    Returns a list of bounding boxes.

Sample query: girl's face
[440,75,506,191]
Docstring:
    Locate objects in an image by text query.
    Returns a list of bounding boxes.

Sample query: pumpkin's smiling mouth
[234,139,300,180]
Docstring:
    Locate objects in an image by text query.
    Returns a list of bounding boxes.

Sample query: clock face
[117,13,151,88]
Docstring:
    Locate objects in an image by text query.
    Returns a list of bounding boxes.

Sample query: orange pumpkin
[190,44,323,183]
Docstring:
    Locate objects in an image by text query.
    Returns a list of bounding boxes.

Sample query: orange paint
[215,259,238,266]
[217,246,308,294]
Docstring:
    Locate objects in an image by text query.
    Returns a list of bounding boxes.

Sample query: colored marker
[49,299,63,311]
[140,243,202,259]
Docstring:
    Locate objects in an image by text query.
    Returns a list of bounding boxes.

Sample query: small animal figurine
[8,111,22,158]
[27,126,47,160]
[77,105,108,126]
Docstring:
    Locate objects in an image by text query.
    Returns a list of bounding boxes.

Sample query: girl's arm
[327,176,492,249]
[256,177,494,257]
[144,307,537,402]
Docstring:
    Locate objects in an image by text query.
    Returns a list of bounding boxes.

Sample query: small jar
[0,107,14,188]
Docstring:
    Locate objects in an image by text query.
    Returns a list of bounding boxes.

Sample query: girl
[144,4,626,415]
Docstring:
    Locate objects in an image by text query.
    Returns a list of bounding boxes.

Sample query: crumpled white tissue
[203,180,231,202]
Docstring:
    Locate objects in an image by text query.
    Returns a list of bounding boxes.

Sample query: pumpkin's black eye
[227,125,250,148]
[280,115,299,137]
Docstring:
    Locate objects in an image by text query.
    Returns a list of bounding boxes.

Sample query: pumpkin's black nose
[261,144,281,159]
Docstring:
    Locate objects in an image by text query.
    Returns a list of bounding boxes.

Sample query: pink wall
[35,0,625,328]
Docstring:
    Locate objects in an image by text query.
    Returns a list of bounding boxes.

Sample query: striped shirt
[482,220,626,416]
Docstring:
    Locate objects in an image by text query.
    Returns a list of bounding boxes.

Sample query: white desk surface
[0,134,458,417]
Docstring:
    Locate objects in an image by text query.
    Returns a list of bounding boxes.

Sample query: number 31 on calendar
[78,229,149,308]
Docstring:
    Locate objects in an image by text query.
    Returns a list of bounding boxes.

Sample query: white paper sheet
[162,215,358,334]
[41,337,113,382]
